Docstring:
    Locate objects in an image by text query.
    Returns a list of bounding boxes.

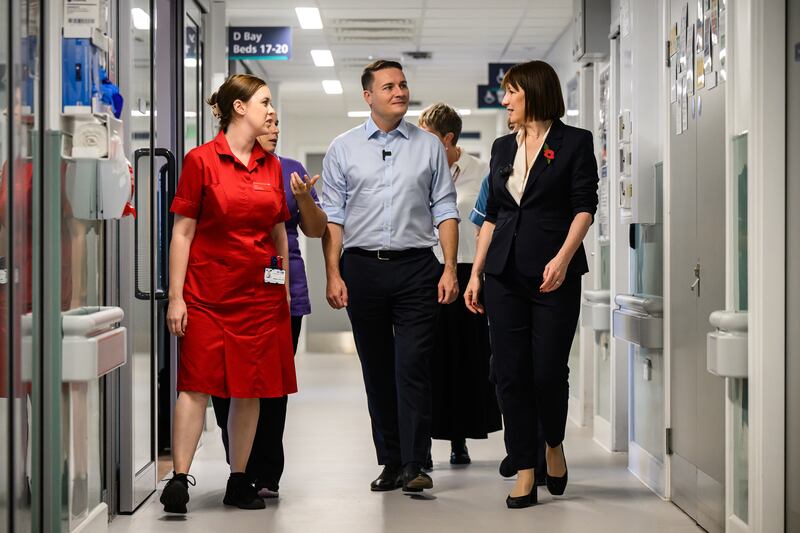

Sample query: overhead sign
[488,63,517,87]
[228,27,292,61]
[477,85,505,109]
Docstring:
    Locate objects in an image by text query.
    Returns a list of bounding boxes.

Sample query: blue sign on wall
[488,63,517,87]
[228,27,292,61]
[477,84,505,109]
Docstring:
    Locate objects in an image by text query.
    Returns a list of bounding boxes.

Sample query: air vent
[328,17,417,44]
[339,56,403,70]
[403,51,432,60]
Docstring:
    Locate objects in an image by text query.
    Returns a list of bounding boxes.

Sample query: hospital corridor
[0,1,797,532]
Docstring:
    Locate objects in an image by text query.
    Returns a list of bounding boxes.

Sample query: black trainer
[223,473,266,510]
[160,472,196,514]
[254,479,280,499]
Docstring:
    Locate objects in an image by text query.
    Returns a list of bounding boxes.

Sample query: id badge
[264,268,286,285]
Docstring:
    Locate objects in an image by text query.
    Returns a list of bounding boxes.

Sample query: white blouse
[434,148,489,264]
[506,126,551,204]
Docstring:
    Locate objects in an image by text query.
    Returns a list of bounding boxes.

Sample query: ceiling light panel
[296,7,323,29]
[311,49,335,67]
[322,80,343,94]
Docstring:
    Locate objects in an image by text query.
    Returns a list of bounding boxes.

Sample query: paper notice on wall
[686,25,695,95]
[707,0,720,88]
[674,101,682,135]
[682,3,689,32]
[719,3,727,81]
[671,61,678,103]
[695,19,705,90]
[704,10,713,70]
[682,82,689,132]
[64,1,103,38]
[669,22,678,58]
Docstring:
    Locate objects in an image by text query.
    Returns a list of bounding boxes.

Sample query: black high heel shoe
[546,444,568,496]
[506,484,538,509]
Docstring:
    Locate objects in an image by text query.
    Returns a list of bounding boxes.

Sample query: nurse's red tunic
[170,132,297,398]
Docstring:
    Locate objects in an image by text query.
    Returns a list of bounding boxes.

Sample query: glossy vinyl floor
[108,352,702,533]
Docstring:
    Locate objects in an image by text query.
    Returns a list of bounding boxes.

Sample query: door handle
[133,147,176,301]
[690,262,701,297]
[133,148,150,301]
[154,148,176,301]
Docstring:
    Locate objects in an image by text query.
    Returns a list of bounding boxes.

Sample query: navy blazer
[484,118,599,278]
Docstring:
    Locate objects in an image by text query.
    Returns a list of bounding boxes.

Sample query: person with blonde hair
[418,103,501,467]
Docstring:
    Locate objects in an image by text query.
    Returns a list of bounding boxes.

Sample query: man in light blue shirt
[322,60,459,494]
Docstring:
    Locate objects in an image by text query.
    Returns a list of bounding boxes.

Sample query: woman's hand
[167,297,188,337]
[290,172,320,198]
[540,253,570,293]
[464,274,485,314]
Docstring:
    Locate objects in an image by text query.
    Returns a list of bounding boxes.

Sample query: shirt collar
[213,130,268,171]
[451,146,468,174]
[365,115,410,140]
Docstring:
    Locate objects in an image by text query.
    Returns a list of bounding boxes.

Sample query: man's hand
[438,265,459,304]
[326,274,349,309]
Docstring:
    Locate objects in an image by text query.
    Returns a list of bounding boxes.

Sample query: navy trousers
[341,249,440,467]
[485,262,581,471]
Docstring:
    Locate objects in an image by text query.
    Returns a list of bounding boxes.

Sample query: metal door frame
[117,0,158,513]
[724,0,787,531]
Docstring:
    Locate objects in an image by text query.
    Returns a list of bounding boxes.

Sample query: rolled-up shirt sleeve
[321,144,346,225]
[429,142,459,226]
[571,131,599,221]
[170,150,204,219]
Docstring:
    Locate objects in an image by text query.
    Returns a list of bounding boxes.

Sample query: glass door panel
[119,0,158,512]
[0,1,44,532]
[730,132,748,523]
[183,8,203,152]
[0,0,11,528]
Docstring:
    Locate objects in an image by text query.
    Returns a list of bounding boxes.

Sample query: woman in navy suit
[464,60,598,509]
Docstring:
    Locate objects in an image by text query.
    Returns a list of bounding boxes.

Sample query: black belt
[344,247,431,261]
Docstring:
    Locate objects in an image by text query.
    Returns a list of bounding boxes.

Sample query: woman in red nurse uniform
[160,74,296,514]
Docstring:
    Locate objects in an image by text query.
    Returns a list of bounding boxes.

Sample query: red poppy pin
[543,144,555,164]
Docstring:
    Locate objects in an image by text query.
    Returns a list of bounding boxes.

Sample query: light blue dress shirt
[322,116,460,251]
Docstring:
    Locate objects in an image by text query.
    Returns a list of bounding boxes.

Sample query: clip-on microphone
[382,149,392,161]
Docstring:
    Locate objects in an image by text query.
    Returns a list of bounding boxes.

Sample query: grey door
[117,0,178,513]
[667,1,726,531]
[785,0,800,527]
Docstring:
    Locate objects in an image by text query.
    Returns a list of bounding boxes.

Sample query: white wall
[544,26,584,110]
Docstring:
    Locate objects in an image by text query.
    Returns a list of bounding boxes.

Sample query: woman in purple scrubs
[212,111,327,498]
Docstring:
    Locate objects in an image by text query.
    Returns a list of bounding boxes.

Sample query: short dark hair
[501,60,565,122]
[361,59,403,90]
[418,103,462,144]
